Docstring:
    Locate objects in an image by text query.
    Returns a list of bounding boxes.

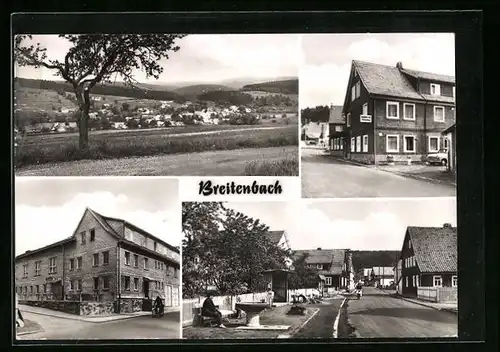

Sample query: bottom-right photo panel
[181,198,457,340]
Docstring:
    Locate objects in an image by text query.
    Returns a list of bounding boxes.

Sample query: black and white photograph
[14,178,181,340]
[13,34,299,177]
[300,33,457,198]
[181,199,457,339]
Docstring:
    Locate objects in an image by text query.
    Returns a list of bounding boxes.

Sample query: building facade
[332,60,456,164]
[328,105,345,154]
[399,224,457,302]
[370,267,395,288]
[15,207,180,314]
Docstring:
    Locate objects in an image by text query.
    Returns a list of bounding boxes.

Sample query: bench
[192,304,233,327]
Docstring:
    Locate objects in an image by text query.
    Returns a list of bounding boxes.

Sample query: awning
[318,275,326,281]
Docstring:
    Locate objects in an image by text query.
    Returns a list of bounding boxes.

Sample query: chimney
[396,61,403,70]
[443,223,452,228]
[317,247,322,250]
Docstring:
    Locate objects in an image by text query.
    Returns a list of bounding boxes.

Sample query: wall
[124,225,180,263]
[64,209,119,302]
[119,297,143,313]
[374,130,427,163]
[20,300,80,315]
[418,81,454,97]
[344,72,373,139]
[80,301,115,316]
[424,104,455,133]
[417,286,457,303]
[374,99,426,131]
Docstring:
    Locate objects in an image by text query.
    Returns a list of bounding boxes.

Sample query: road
[346,287,457,338]
[293,299,342,339]
[16,311,181,340]
[301,148,456,198]
[15,146,298,176]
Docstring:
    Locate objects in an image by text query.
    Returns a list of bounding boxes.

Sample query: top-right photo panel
[300,33,456,198]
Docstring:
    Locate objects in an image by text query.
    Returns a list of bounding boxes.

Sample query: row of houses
[14,208,180,316]
[326,60,457,172]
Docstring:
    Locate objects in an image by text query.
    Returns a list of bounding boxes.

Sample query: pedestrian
[266,283,274,308]
[154,295,164,315]
[202,291,225,328]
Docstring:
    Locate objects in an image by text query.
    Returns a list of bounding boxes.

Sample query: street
[16,311,181,340]
[293,300,342,339]
[301,148,456,198]
[346,287,458,338]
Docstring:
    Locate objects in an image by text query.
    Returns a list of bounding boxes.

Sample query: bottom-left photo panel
[14,177,182,341]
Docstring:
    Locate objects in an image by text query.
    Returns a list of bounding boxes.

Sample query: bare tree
[14,34,186,150]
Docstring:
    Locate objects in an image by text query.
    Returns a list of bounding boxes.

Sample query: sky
[15,178,180,256]
[14,34,301,85]
[300,33,456,108]
[224,198,457,251]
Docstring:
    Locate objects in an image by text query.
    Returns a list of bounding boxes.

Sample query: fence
[417,286,458,303]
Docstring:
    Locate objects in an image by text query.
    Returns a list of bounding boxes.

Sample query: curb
[22,309,153,323]
[323,155,456,187]
[287,307,321,338]
[332,297,347,338]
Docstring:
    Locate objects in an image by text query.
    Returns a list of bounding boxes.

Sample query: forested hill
[242,79,298,95]
[351,250,400,272]
[14,77,185,102]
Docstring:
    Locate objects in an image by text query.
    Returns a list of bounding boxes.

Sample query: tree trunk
[79,89,91,151]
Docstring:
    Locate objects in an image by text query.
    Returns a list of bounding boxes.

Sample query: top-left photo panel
[13,34,300,177]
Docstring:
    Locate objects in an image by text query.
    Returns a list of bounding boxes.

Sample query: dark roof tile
[408,226,457,273]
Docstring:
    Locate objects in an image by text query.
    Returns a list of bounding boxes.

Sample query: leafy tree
[301,105,330,124]
[289,252,319,290]
[14,34,186,151]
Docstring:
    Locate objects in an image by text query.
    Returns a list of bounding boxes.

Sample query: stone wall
[119,298,143,313]
[20,300,80,315]
[80,301,115,316]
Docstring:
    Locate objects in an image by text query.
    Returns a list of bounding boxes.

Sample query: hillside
[173,84,233,96]
[15,86,78,112]
[351,250,400,273]
[14,78,185,102]
[242,79,299,95]
[196,90,254,105]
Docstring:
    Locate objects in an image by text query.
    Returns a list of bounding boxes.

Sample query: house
[362,268,372,283]
[341,60,456,164]
[15,207,180,315]
[394,259,403,293]
[399,224,457,303]
[328,105,345,154]
[111,122,128,130]
[293,248,352,294]
[442,123,456,173]
[370,267,394,288]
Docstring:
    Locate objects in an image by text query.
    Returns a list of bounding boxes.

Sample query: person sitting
[154,295,164,314]
[202,291,225,328]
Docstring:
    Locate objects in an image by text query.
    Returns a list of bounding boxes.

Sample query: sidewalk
[377,290,458,314]
[20,304,179,323]
[324,154,456,186]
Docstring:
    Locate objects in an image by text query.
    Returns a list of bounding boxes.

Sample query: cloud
[299,63,350,107]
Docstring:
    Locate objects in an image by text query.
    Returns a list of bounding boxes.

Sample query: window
[93,253,100,266]
[386,135,399,153]
[430,83,441,96]
[94,277,99,290]
[23,264,28,278]
[404,135,416,153]
[351,85,356,101]
[49,257,57,274]
[362,135,368,153]
[355,81,361,98]
[433,275,443,287]
[174,268,178,278]
[433,106,445,122]
[144,258,149,270]
[452,275,458,287]
[386,102,399,119]
[403,103,415,120]
[124,276,131,290]
[77,279,82,291]
[356,136,361,152]
[133,254,139,267]
[124,251,130,265]
[161,262,164,271]
[347,113,351,127]
[405,276,408,287]
[444,138,449,149]
[362,103,368,116]
[408,239,412,249]
[340,137,343,150]
[30,286,33,293]
[350,137,355,152]
[134,278,139,291]
[412,276,416,286]
[102,251,109,265]
[70,280,74,290]
[36,285,40,293]
[325,277,332,286]
[428,136,440,152]
[81,231,86,244]
[155,260,158,270]
[35,261,40,276]
[154,242,157,252]
[70,258,75,271]
[90,229,95,242]
[316,264,322,269]
[452,86,456,98]
[43,284,46,293]
[102,277,109,290]
[416,276,420,287]
[77,257,82,269]
[155,281,159,290]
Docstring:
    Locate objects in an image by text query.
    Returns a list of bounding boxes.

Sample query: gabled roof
[406,226,457,273]
[419,94,455,104]
[265,231,285,245]
[353,60,423,100]
[399,68,456,84]
[293,248,346,273]
[371,266,395,277]
[329,105,344,124]
[15,236,75,261]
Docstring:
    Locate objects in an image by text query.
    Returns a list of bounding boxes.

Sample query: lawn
[15,124,299,168]
[182,305,315,339]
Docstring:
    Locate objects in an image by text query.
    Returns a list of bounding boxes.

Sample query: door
[51,281,62,300]
[172,286,179,307]
[273,272,288,303]
[164,285,172,307]
[143,279,150,298]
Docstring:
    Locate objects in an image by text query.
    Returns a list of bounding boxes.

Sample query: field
[15,87,77,111]
[15,124,299,175]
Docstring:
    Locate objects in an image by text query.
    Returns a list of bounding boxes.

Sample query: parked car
[425,149,448,166]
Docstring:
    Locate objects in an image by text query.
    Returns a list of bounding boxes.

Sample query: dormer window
[430,83,441,96]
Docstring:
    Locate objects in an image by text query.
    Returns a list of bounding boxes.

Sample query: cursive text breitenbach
[198,180,282,196]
